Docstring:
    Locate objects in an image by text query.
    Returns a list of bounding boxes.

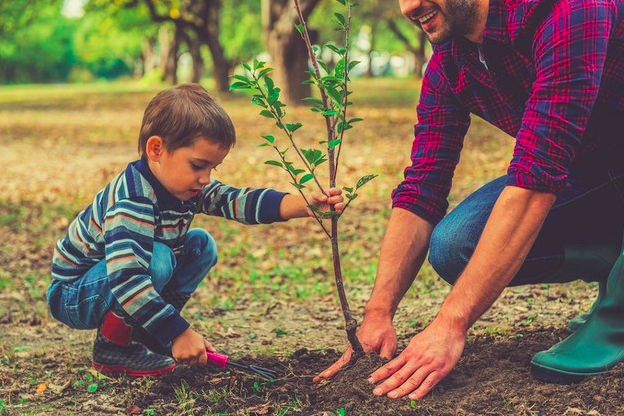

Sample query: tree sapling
[230,0,374,360]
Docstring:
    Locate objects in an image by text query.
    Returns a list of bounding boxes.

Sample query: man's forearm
[365,208,434,319]
[437,186,556,330]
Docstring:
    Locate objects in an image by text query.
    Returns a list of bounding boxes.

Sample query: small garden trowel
[206,352,277,381]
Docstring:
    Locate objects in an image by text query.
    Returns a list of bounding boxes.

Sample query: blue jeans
[429,162,624,286]
[47,228,218,329]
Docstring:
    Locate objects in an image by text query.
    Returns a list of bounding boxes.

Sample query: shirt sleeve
[392,54,471,225]
[197,180,287,224]
[506,0,616,193]
[104,197,189,346]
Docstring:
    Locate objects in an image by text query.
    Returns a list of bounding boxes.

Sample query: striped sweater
[51,159,285,346]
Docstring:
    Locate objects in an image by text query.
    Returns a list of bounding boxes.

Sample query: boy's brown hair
[138,83,236,155]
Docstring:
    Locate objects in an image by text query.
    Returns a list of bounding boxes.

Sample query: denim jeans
[429,161,624,286]
[47,228,218,329]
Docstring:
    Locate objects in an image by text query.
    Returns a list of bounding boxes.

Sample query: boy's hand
[307,187,345,217]
[172,327,216,366]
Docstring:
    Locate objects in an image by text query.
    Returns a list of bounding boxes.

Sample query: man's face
[399,0,481,44]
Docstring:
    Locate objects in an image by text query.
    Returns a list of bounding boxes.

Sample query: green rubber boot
[566,280,606,332]
[544,245,618,332]
[531,250,624,383]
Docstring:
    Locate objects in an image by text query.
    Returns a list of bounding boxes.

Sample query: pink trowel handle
[206,352,229,368]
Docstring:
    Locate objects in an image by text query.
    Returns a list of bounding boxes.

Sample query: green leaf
[323,110,339,116]
[335,58,346,78]
[334,13,346,27]
[326,87,343,105]
[229,82,249,91]
[326,44,345,55]
[300,173,315,184]
[251,96,266,107]
[259,110,274,119]
[302,97,324,106]
[336,0,346,5]
[231,74,251,82]
[258,143,270,147]
[265,160,283,168]
[328,139,342,148]
[337,121,352,133]
[242,62,252,72]
[343,186,353,193]
[258,67,273,78]
[285,122,303,132]
[348,60,361,71]
[291,182,305,190]
[348,117,364,123]
[302,148,325,166]
[264,76,275,92]
[87,383,98,393]
[262,135,275,143]
[356,174,378,188]
[295,23,305,35]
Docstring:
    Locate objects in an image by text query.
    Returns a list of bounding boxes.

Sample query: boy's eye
[190,163,205,171]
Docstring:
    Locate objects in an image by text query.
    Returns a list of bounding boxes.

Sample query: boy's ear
[145,136,165,161]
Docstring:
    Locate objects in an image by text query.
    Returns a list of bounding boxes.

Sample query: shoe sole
[530,361,605,384]
[92,361,176,377]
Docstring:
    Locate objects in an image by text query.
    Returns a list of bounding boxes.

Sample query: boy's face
[147,136,230,201]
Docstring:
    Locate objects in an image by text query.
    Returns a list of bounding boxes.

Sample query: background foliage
[0,0,426,85]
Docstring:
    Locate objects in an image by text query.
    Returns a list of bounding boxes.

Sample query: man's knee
[428,219,474,285]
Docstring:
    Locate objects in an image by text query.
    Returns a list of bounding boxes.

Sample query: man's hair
[138,83,236,155]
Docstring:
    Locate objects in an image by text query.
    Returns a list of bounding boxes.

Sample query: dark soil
[130,330,624,416]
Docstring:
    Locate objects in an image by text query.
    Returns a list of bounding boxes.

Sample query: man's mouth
[409,7,439,26]
[418,9,439,24]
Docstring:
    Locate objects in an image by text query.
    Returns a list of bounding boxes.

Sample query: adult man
[315,0,624,401]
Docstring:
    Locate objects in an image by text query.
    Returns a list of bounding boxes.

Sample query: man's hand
[172,327,216,366]
[307,187,345,217]
[369,318,465,400]
[313,312,398,382]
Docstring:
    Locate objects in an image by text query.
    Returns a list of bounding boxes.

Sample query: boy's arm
[198,180,286,224]
[103,198,189,347]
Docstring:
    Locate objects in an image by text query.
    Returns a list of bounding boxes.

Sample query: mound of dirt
[131,330,624,416]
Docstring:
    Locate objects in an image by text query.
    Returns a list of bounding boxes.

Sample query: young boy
[47,83,344,377]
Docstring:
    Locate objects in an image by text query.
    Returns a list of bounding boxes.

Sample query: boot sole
[92,361,176,377]
[530,361,605,384]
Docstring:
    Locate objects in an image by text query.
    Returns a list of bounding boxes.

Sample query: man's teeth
[419,10,438,23]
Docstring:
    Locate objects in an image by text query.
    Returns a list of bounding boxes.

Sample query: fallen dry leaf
[35,383,47,394]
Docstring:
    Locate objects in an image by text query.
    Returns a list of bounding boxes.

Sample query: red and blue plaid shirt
[392,0,624,225]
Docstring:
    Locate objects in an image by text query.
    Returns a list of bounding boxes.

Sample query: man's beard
[424,0,481,44]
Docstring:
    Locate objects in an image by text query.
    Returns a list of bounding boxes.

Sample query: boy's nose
[198,173,211,185]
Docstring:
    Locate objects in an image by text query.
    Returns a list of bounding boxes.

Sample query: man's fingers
[371,359,416,397]
[313,349,353,383]
[408,371,443,400]
[386,366,430,399]
[379,340,396,360]
[369,355,406,384]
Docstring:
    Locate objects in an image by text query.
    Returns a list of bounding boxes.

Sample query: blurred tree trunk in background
[141,0,232,92]
[261,0,321,106]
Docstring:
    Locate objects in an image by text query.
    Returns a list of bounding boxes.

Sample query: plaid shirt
[392,0,624,225]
